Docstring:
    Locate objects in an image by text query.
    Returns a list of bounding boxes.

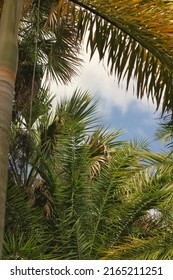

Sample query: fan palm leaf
[21,0,82,83]
[14,0,83,116]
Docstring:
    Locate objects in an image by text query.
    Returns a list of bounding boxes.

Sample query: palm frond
[3,232,54,260]
[42,26,83,84]
[101,158,173,259]
[38,89,98,155]
[19,0,83,85]
[8,87,173,260]
[87,142,150,258]
[86,127,124,178]
[18,0,173,113]
[155,114,173,150]
[102,233,173,260]
[70,0,173,114]
[3,181,56,259]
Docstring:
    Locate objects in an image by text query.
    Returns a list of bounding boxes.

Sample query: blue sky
[50,49,165,153]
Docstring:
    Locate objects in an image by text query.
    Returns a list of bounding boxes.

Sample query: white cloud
[49,49,160,120]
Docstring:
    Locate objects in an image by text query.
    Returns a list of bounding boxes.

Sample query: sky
[49,48,165,153]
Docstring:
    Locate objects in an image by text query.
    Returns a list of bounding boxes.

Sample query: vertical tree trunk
[0,0,23,258]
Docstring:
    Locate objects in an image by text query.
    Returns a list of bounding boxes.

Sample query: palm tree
[1,0,173,257]
[4,89,173,260]
[0,0,24,258]
[4,89,123,259]
[0,0,84,255]
[70,0,173,114]
[102,150,173,260]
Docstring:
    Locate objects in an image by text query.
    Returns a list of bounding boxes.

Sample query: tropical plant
[155,113,173,151]
[1,0,173,257]
[0,0,85,255]
[102,150,173,260]
[72,0,173,113]
[3,90,173,260]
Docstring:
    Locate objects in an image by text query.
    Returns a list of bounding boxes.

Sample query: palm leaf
[8,88,173,260]
[86,127,124,178]
[20,0,173,113]
[19,0,83,85]
[102,172,173,259]
[102,234,173,260]
[69,0,173,114]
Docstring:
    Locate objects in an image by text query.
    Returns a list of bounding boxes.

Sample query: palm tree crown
[4,89,173,260]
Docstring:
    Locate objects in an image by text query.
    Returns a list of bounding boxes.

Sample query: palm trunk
[0,0,23,258]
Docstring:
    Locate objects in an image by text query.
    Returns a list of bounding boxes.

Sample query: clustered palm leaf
[4,90,173,260]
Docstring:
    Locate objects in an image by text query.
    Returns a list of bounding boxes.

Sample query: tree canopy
[1,0,173,259]
[4,89,173,260]
[13,0,173,115]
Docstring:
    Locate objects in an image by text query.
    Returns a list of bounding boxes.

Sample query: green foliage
[74,1,173,114]
[12,0,173,117]
[5,89,173,260]
[4,0,173,260]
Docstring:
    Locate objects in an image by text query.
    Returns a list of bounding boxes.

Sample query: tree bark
[0,0,24,258]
